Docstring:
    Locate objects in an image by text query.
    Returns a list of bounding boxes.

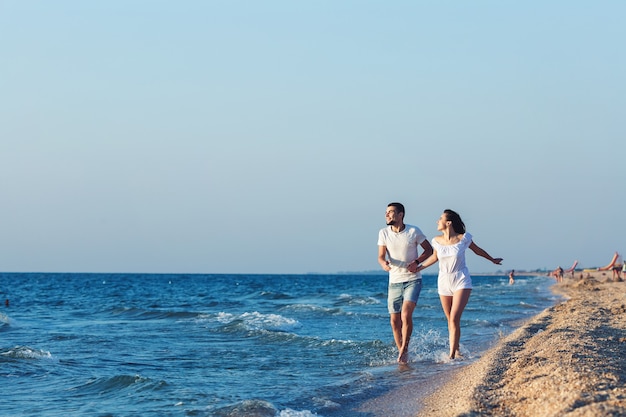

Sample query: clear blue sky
[1,1,624,274]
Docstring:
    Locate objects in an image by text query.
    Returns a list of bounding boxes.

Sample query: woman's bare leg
[440,289,472,359]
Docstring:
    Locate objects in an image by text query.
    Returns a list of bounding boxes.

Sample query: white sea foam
[215,311,300,332]
[1,345,52,360]
[0,312,10,325]
[279,409,321,417]
[337,293,380,305]
[240,311,300,331]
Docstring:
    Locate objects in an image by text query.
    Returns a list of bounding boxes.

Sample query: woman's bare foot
[398,350,409,364]
[449,349,462,360]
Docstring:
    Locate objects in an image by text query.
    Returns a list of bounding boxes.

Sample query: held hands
[381,260,422,273]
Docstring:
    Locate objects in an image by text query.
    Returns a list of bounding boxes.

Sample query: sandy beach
[357,271,625,417]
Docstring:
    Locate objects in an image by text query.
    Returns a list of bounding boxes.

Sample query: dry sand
[355,271,625,417]
[417,271,626,417]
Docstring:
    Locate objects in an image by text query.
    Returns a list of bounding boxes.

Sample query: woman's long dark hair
[444,209,466,234]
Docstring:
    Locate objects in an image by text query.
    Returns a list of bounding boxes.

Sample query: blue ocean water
[0,272,557,417]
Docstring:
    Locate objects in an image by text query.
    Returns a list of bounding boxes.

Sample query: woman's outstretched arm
[469,241,503,264]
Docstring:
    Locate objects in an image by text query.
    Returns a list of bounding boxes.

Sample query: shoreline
[354,271,625,417]
[417,270,626,416]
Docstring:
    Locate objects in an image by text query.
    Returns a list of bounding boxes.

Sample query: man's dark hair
[388,202,405,215]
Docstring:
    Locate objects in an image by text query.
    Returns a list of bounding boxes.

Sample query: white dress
[431,232,473,296]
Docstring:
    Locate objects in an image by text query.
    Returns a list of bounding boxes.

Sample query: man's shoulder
[406,224,426,241]
[405,224,424,232]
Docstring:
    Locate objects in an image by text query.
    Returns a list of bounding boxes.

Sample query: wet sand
[357,271,626,416]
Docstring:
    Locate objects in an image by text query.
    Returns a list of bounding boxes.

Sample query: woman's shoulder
[457,233,473,247]
[432,234,467,246]
[431,235,445,245]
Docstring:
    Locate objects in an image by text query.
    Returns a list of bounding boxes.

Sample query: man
[378,202,433,364]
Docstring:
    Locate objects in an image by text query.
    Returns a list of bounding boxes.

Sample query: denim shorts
[387,279,422,314]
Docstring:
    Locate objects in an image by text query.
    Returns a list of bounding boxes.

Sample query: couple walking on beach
[377,202,503,364]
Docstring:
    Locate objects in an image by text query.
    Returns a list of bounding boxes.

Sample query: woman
[417,209,502,359]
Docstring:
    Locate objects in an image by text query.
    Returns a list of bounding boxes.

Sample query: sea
[0,272,558,417]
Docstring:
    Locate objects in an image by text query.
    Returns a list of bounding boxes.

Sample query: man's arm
[378,245,391,271]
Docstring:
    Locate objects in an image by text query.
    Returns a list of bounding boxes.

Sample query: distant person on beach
[509,270,515,285]
[378,202,433,364]
[416,209,502,360]
[564,260,578,278]
[598,251,619,271]
[613,254,623,282]
[553,266,564,283]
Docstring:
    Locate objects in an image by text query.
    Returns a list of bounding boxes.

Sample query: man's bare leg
[390,313,403,357]
[397,301,416,364]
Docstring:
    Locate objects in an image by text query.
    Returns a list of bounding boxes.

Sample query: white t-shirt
[378,224,427,283]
